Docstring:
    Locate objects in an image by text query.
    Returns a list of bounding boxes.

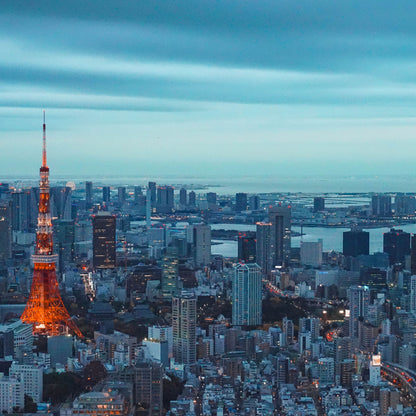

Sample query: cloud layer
[1,1,416,177]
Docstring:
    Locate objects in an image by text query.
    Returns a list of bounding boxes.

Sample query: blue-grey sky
[1,1,416,177]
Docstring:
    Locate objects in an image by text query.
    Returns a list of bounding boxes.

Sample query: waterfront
[211,223,416,258]
[4,174,416,195]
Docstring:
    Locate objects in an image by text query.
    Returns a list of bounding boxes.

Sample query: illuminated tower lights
[20,112,82,337]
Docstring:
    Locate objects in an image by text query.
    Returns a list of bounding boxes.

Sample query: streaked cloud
[1,1,416,177]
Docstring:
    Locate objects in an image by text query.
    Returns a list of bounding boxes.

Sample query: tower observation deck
[21,112,82,337]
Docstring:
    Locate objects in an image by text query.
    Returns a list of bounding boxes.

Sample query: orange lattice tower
[21,112,82,337]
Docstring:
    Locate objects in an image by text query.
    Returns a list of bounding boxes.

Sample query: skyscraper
[206,192,217,208]
[11,190,31,231]
[134,186,142,203]
[148,181,157,209]
[348,285,370,339]
[93,213,116,269]
[238,231,256,263]
[299,317,320,342]
[29,187,40,230]
[371,195,392,217]
[343,230,370,257]
[85,181,93,208]
[50,186,72,220]
[172,291,196,364]
[249,195,260,211]
[156,186,174,213]
[268,205,291,267]
[117,187,126,206]
[0,202,11,262]
[256,222,273,276]
[395,194,416,216]
[383,228,410,265]
[53,219,75,273]
[179,188,187,207]
[410,276,416,313]
[134,360,164,416]
[313,197,325,212]
[232,263,262,326]
[189,223,211,267]
[102,186,110,203]
[411,235,416,275]
[235,193,248,212]
[188,190,196,207]
[161,245,179,299]
[282,317,294,345]
[300,240,323,267]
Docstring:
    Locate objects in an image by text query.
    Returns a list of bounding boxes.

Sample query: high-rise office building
[318,357,335,386]
[395,194,416,216]
[256,222,273,276]
[412,235,416,275]
[134,360,164,416]
[172,291,196,364]
[93,213,116,269]
[53,219,75,272]
[117,187,126,206]
[0,376,24,413]
[232,263,262,326]
[161,245,179,299]
[102,186,110,203]
[340,362,355,388]
[383,228,410,265]
[206,192,217,208]
[188,190,196,207]
[313,197,325,212]
[283,317,294,345]
[249,195,260,211]
[268,205,291,267]
[299,317,320,342]
[0,183,9,197]
[0,202,11,262]
[348,285,370,339]
[11,190,31,231]
[238,231,256,263]
[179,188,187,207]
[276,357,289,385]
[9,363,43,403]
[371,195,392,217]
[410,276,416,313]
[29,187,40,230]
[379,388,400,416]
[156,186,174,213]
[50,186,72,220]
[300,240,323,267]
[343,230,370,257]
[188,224,211,267]
[361,268,387,293]
[85,181,93,208]
[134,186,142,204]
[235,193,248,212]
[148,181,157,208]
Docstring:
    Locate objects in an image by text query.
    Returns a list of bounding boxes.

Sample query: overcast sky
[1,1,416,177]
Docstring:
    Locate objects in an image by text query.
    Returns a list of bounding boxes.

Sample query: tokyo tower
[21,112,82,338]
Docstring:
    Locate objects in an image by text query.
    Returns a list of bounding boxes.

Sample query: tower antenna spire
[42,110,47,168]
[21,112,82,338]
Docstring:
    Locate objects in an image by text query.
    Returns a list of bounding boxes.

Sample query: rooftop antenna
[42,110,47,168]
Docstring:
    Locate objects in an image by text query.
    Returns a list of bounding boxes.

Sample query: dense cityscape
[3,1,416,415]
[0,117,416,415]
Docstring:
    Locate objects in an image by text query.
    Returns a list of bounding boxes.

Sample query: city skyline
[2,1,416,177]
